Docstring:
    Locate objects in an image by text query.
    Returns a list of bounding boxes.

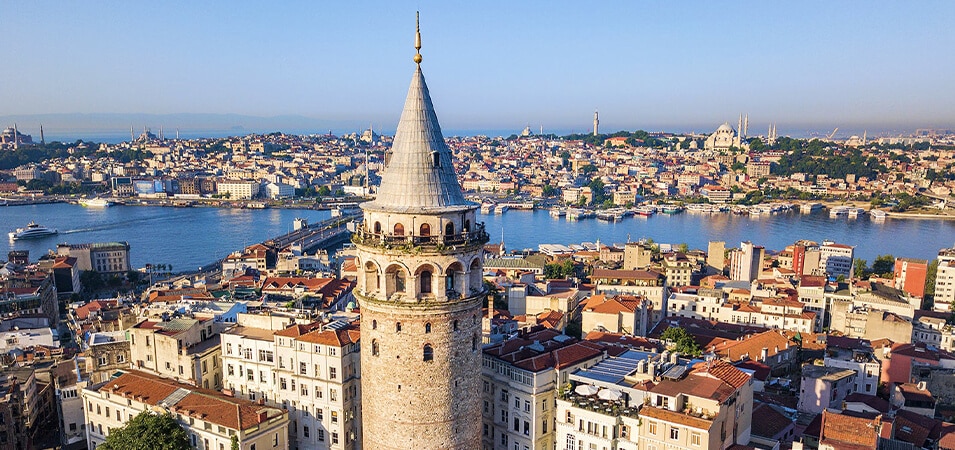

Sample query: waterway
[2,204,954,271]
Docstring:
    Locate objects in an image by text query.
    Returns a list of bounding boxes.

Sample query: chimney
[760,347,769,362]
[257,411,269,422]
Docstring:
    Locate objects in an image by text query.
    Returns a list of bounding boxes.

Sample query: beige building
[82,369,288,449]
[623,243,653,270]
[128,317,222,390]
[57,242,131,275]
[216,180,260,199]
[592,269,668,328]
[581,294,648,336]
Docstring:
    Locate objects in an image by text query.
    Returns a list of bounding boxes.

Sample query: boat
[869,209,887,220]
[800,202,823,214]
[480,203,495,214]
[549,208,566,218]
[80,197,114,207]
[596,211,623,222]
[8,222,58,240]
[661,205,684,214]
[634,205,656,217]
[496,205,509,214]
[829,206,850,218]
[847,207,865,218]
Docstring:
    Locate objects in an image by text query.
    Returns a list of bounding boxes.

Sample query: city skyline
[4,1,955,138]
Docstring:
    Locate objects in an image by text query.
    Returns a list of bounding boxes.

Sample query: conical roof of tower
[362,66,475,214]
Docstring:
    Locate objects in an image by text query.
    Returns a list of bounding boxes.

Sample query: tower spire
[414,11,422,66]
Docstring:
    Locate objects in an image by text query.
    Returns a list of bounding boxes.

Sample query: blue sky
[3,1,954,137]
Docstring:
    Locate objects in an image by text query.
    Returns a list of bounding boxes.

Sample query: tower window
[423,344,434,362]
[420,223,431,237]
[396,322,402,333]
[445,222,454,235]
[420,270,432,294]
[453,320,459,331]
[393,223,405,236]
[374,221,381,233]
[432,151,440,167]
[372,340,379,357]
[372,320,377,330]
[425,323,432,334]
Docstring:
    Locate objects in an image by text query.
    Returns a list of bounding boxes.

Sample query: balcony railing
[352,223,489,253]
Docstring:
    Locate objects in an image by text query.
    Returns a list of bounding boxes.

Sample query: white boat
[80,198,114,207]
[497,205,509,214]
[829,206,850,218]
[549,208,565,218]
[480,203,495,214]
[800,202,823,213]
[8,222,58,240]
[869,209,887,220]
[847,207,865,218]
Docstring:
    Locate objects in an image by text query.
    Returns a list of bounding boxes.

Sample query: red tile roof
[818,410,881,450]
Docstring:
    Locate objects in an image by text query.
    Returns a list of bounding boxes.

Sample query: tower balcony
[351,222,489,254]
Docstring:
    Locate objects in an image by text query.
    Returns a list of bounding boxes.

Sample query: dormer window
[432,151,440,167]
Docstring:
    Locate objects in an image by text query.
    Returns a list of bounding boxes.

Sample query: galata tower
[354,13,488,450]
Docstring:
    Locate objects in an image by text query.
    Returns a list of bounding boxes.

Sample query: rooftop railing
[352,222,489,253]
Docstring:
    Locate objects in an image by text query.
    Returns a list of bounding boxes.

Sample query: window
[280,378,287,390]
[247,369,254,381]
[648,421,657,434]
[394,223,404,236]
[420,223,431,237]
[372,320,377,330]
[691,432,701,446]
[425,323,432,333]
[330,367,337,379]
[318,430,325,441]
[227,364,234,376]
[524,420,530,436]
[396,322,402,333]
[372,340,379,356]
[332,432,339,444]
[303,426,309,438]
[670,427,679,440]
[258,350,273,362]
[116,353,125,363]
[420,270,432,294]
[423,344,434,362]
[300,362,307,375]
[273,432,279,447]
[331,411,339,424]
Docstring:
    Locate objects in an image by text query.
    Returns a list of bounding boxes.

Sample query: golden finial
[414,11,422,65]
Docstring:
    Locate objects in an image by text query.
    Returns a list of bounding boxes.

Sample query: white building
[217,180,260,199]
[819,240,854,279]
[264,182,296,199]
[82,369,289,449]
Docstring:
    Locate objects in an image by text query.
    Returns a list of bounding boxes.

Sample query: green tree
[872,255,895,276]
[660,327,702,356]
[80,270,105,293]
[853,258,868,279]
[99,412,190,450]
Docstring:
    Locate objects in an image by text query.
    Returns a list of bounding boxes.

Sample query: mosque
[704,114,749,152]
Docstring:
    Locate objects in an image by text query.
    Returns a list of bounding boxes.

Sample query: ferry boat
[829,206,850,218]
[549,208,566,218]
[634,205,656,217]
[869,209,887,220]
[661,205,684,214]
[80,197,114,208]
[480,203,495,214]
[8,222,58,240]
[496,205,509,214]
[847,207,865,218]
[800,202,823,214]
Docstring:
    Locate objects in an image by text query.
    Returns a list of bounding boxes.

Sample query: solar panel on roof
[160,388,192,407]
[662,365,688,380]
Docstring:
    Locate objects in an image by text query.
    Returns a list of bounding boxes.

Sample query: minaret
[40,124,45,146]
[593,110,599,136]
[743,114,749,138]
[12,123,18,149]
[130,126,134,143]
[356,13,486,450]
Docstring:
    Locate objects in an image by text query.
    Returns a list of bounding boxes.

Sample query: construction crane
[825,128,838,140]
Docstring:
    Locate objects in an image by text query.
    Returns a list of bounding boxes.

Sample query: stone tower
[354,13,488,450]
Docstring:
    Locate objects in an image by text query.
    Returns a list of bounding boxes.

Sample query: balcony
[352,223,489,254]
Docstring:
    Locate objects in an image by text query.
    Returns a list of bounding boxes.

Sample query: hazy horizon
[4,2,955,137]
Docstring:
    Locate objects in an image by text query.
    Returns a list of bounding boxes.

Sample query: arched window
[425,323,432,334]
[420,223,431,237]
[423,344,434,362]
[396,322,402,333]
[372,320,377,330]
[453,320,459,331]
[373,221,381,233]
[445,222,454,235]
[464,220,471,232]
[420,270,432,294]
[372,339,379,356]
[472,335,478,351]
[396,271,406,292]
[393,223,405,236]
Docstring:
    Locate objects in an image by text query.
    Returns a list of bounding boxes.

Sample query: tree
[872,255,895,277]
[660,327,702,356]
[99,412,190,450]
[80,270,105,294]
[853,258,868,279]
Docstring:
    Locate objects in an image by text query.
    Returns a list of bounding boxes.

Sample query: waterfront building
[56,242,131,275]
[350,16,488,449]
[82,369,289,449]
[217,179,260,199]
[128,316,222,390]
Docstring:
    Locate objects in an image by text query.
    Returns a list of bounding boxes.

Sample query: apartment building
[555,353,753,450]
[56,242,131,275]
[221,313,362,450]
[82,369,288,449]
[819,241,854,279]
[591,269,668,327]
[481,328,607,450]
[128,317,222,390]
